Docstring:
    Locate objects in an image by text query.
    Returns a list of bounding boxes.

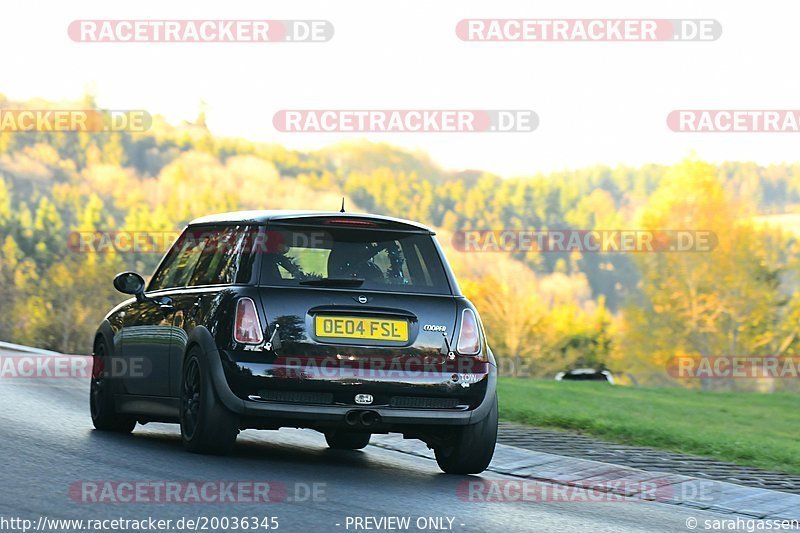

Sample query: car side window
[148,231,207,291]
[188,225,250,287]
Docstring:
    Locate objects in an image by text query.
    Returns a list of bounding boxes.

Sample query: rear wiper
[299,277,365,287]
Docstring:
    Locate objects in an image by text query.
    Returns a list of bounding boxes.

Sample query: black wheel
[90,339,136,433]
[325,430,371,450]
[434,394,498,474]
[180,349,239,455]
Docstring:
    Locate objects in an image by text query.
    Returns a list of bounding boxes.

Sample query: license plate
[315,316,408,342]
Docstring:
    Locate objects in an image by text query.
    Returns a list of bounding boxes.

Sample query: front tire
[434,394,498,474]
[90,339,136,433]
[180,349,239,455]
[325,430,371,450]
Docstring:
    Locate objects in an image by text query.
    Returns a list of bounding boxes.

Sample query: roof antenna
[340,197,346,213]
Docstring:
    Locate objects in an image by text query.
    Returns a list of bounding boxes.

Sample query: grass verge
[497,378,800,474]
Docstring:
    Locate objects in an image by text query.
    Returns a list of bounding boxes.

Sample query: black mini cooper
[91,210,497,474]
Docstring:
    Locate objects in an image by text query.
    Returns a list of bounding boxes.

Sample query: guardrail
[0,341,66,357]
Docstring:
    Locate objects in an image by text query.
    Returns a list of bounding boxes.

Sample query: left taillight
[456,308,482,355]
[234,297,264,344]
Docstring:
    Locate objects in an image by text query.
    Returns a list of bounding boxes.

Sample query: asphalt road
[0,349,745,533]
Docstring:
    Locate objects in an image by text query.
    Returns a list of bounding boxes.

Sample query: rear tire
[180,349,239,455]
[434,394,498,474]
[90,339,136,433]
[325,430,371,450]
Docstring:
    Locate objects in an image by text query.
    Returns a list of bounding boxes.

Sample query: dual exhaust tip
[345,410,380,428]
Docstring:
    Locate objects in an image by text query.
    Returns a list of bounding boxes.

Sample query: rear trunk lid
[257,286,457,360]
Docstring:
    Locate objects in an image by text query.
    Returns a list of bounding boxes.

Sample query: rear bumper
[241,395,494,426]
[206,349,496,428]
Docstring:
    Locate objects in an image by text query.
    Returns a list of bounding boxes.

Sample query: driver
[326,242,384,281]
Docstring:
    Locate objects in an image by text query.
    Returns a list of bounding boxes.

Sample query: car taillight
[234,297,264,344]
[324,219,379,227]
[456,308,481,355]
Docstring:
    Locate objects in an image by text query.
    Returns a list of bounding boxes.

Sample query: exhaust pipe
[344,411,360,426]
[359,411,378,427]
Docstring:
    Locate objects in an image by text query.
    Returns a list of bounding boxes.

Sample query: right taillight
[456,308,481,355]
[234,297,264,345]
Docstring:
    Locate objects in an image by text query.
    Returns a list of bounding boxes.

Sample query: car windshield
[258,225,451,295]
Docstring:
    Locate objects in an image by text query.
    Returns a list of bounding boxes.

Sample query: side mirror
[113,272,146,297]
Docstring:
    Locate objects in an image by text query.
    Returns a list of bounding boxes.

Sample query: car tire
[325,430,371,450]
[180,348,239,455]
[434,394,498,475]
[90,338,136,433]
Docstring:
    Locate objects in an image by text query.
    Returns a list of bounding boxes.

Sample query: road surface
[0,349,745,532]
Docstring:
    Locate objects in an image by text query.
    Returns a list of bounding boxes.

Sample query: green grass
[497,378,800,474]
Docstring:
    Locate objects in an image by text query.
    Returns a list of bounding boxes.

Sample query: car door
[120,230,206,398]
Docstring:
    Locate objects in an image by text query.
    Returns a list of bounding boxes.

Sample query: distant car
[90,210,498,474]
[555,368,615,384]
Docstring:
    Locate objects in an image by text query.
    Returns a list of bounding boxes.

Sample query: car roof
[188,210,434,233]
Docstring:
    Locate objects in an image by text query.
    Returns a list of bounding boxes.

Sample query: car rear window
[258,225,451,295]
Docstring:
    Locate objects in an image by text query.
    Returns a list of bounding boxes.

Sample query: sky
[1,0,799,177]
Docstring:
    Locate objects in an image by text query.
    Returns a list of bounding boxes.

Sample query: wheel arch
[183,326,245,414]
[94,320,116,355]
